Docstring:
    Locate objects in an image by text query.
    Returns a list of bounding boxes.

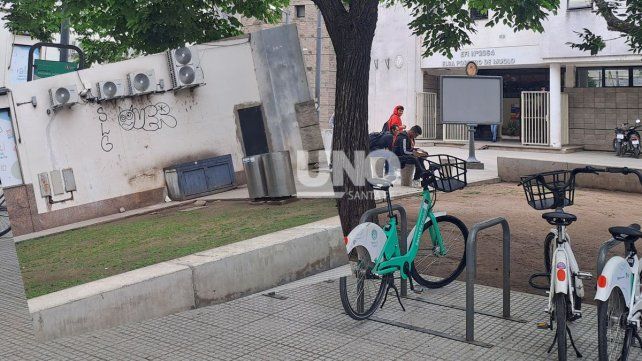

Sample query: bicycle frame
[596,250,642,328]
[547,225,582,315]
[372,188,445,279]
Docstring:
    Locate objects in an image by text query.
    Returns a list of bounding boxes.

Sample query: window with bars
[576,68,602,88]
[576,67,642,88]
[605,68,629,87]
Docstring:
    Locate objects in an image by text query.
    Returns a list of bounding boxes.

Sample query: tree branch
[594,0,636,34]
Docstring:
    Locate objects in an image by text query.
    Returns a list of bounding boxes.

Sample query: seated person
[369,125,399,151]
[393,125,426,181]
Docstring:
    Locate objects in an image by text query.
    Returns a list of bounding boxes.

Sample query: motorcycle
[613,119,641,158]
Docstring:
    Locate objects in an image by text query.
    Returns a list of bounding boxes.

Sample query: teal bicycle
[340,155,469,320]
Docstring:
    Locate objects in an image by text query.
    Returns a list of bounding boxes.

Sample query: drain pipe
[315,8,322,117]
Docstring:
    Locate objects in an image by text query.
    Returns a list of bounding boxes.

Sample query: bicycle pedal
[576,272,592,280]
[536,322,550,329]
[412,285,424,294]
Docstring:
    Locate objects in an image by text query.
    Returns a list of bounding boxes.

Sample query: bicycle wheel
[544,232,556,275]
[554,293,568,361]
[339,248,387,320]
[411,215,467,288]
[598,288,632,361]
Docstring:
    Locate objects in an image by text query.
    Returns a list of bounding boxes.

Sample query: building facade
[370,2,642,151]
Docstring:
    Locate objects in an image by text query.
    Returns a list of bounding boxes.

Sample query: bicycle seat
[370,178,393,191]
[609,224,642,243]
[542,211,577,226]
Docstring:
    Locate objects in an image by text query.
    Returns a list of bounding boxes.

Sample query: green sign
[33,59,78,78]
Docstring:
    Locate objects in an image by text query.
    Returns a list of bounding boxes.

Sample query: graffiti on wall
[118,103,177,131]
[97,102,177,152]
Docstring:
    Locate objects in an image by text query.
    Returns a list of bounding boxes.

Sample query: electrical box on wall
[38,172,51,197]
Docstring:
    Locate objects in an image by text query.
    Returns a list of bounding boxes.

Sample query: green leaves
[398,0,641,58]
[567,29,607,55]
[398,0,560,59]
[0,0,289,65]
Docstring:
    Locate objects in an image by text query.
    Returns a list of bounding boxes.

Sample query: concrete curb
[28,217,344,340]
[497,156,642,193]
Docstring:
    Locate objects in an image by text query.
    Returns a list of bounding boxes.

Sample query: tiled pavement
[2,236,641,360]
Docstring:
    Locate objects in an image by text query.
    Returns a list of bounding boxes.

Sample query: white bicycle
[595,167,642,361]
[520,167,599,360]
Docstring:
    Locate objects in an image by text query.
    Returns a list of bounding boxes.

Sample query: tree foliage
[0,0,288,65]
[388,0,642,58]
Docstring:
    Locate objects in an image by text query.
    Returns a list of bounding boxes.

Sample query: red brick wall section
[5,185,165,236]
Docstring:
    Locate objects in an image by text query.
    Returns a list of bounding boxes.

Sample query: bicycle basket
[520,170,575,210]
[423,155,467,192]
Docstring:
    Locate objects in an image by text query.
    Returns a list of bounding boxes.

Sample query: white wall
[10,38,261,215]
[422,3,637,69]
[368,4,423,132]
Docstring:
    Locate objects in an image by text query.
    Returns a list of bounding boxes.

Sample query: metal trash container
[243,154,268,199]
[262,151,296,198]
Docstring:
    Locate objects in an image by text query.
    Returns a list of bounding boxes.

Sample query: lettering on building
[442,48,516,68]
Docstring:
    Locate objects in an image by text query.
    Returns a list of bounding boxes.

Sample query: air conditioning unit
[167,46,204,89]
[97,80,126,100]
[127,70,157,95]
[49,85,79,109]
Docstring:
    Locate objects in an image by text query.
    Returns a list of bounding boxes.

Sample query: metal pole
[466,125,479,163]
[465,227,477,342]
[466,217,511,342]
[502,221,511,319]
[399,208,408,297]
[315,8,322,117]
[60,18,70,62]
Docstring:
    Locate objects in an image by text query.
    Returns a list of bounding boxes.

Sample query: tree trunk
[313,0,379,235]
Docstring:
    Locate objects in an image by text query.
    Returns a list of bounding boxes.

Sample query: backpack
[369,131,393,151]
[369,132,384,150]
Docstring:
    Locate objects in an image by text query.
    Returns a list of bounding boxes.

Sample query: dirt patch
[396,182,642,303]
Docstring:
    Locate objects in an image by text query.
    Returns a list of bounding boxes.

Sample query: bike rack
[597,239,621,275]
[360,205,408,296]
[466,217,511,343]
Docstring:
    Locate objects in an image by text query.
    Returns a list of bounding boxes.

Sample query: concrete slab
[7,265,640,360]
[29,261,195,341]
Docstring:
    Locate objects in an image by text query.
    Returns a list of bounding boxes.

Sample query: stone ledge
[28,216,344,340]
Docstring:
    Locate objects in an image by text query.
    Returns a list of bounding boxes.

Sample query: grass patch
[17,199,337,299]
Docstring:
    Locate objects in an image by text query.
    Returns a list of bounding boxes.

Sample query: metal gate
[521,91,549,146]
[443,124,469,142]
[416,92,437,139]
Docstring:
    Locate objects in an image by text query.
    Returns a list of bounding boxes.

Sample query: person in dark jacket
[393,125,425,181]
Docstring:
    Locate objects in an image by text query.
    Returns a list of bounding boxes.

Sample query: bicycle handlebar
[537,166,599,193]
[605,167,642,184]
[518,166,597,189]
[519,166,642,189]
